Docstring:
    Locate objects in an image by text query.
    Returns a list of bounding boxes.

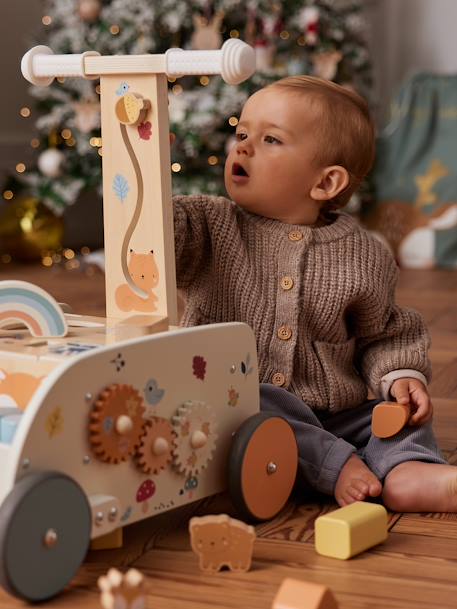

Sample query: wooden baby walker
[0,41,298,602]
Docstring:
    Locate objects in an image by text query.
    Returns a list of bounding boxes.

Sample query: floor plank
[1,263,457,608]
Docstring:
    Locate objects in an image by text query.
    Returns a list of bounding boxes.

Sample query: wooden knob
[152,437,169,456]
[115,415,134,435]
[191,430,207,449]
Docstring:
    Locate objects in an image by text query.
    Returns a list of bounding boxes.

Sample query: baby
[173,75,455,512]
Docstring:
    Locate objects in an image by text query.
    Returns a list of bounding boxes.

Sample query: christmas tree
[4,0,372,214]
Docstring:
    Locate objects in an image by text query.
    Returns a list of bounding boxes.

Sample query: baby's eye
[264,135,281,144]
[236,132,247,141]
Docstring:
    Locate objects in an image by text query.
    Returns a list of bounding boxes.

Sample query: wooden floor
[1,262,457,609]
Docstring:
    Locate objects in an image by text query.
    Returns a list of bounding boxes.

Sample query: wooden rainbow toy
[0,280,67,338]
[0,41,299,603]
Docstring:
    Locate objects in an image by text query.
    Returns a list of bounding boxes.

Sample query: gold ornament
[0,197,63,261]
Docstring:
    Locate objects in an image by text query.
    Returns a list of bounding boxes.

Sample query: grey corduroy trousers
[260,383,446,496]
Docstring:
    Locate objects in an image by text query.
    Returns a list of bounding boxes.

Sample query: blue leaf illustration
[113,174,129,202]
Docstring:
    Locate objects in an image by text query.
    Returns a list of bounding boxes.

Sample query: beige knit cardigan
[173,195,431,412]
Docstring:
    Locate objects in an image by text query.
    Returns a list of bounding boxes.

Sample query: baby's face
[224,87,325,224]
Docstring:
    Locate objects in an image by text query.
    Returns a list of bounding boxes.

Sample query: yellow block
[314,502,387,560]
[90,527,123,550]
[272,578,338,609]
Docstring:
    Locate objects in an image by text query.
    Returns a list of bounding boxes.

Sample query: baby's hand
[390,378,433,425]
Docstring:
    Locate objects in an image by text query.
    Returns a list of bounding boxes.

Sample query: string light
[167,77,177,83]
[171,163,181,172]
[110,25,120,35]
[280,30,290,40]
[90,137,102,147]
[3,191,14,200]
[1,254,12,264]
[63,248,75,260]
[66,259,80,270]
[200,76,210,86]
[98,148,103,156]
[20,107,31,118]
[57,77,66,84]
[228,116,238,126]
[95,85,101,94]
[208,155,218,165]
[81,246,91,255]
[42,15,52,25]
[61,129,72,140]
[65,137,76,147]
[16,163,26,174]
[172,84,183,95]
[42,256,53,267]
[30,138,40,148]
[230,29,239,38]
[297,36,306,46]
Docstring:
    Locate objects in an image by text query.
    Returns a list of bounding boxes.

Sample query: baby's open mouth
[232,162,249,177]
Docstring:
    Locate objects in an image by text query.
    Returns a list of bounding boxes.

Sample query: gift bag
[362,73,457,268]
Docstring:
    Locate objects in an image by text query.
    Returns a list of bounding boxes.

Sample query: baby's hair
[266,75,375,209]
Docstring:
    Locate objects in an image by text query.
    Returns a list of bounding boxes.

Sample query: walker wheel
[0,471,91,602]
[228,413,298,521]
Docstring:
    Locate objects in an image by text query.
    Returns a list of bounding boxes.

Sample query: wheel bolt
[43,528,58,548]
[267,461,277,474]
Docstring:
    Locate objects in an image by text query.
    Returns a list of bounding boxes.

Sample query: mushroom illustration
[136,479,155,513]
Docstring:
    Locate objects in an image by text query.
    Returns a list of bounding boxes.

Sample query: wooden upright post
[99,73,178,326]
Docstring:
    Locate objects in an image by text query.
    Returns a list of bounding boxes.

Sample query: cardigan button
[280,276,294,290]
[277,325,292,340]
[272,372,285,386]
[288,230,303,241]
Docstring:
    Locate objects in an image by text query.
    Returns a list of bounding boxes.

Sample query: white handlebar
[21,39,255,87]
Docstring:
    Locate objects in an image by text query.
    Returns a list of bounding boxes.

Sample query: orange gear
[89,384,145,463]
[136,417,175,475]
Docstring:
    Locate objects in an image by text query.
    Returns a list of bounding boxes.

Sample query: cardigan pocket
[313,338,366,409]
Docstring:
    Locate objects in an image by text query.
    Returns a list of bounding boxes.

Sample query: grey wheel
[0,471,91,602]
[228,412,298,521]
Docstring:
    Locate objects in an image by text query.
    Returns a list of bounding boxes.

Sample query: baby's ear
[310,165,349,201]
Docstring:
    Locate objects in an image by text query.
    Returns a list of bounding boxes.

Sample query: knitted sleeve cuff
[379,369,428,401]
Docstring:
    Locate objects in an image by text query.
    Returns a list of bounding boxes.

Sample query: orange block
[371,401,411,438]
[272,578,338,609]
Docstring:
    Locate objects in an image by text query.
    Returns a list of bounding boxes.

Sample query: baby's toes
[346,482,367,502]
[351,478,369,497]
[367,478,383,497]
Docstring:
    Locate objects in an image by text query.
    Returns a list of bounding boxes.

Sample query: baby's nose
[236,140,253,156]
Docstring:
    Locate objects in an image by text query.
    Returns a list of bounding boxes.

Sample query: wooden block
[90,527,123,550]
[272,578,338,609]
[189,514,256,573]
[372,401,411,438]
[314,501,388,560]
[111,314,168,341]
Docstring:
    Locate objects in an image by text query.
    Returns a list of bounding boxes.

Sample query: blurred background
[1,0,457,269]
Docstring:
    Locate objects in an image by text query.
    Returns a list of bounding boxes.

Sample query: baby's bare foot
[384,462,457,512]
[335,455,382,507]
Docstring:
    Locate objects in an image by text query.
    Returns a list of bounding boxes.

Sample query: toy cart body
[0,41,298,602]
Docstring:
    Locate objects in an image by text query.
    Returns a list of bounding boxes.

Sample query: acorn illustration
[115,92,151,126]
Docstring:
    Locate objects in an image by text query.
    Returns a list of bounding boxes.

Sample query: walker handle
[21,39,255,87]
